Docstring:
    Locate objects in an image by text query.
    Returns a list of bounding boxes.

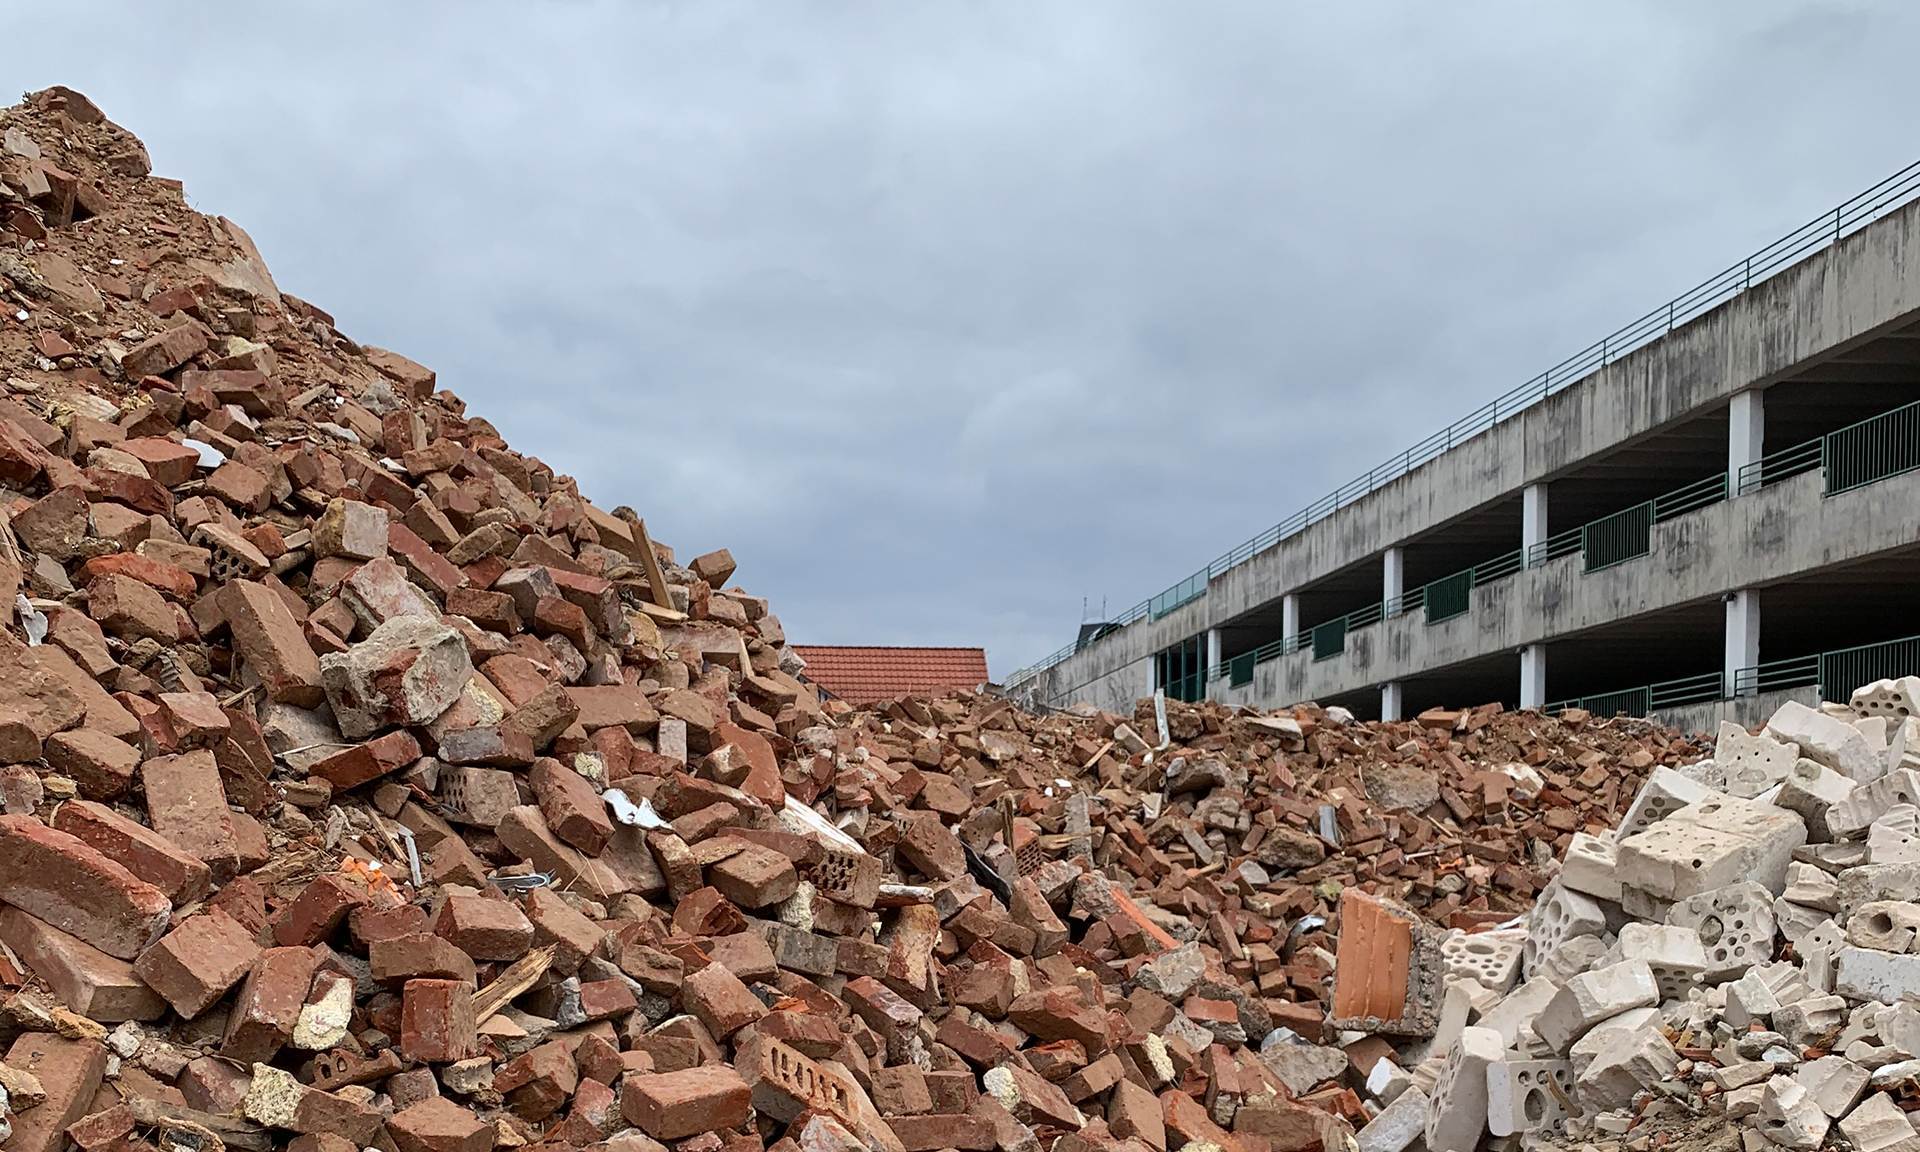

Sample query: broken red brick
[0,814,172,960]
[132,909,261,1018]
[400,977,477,1064]
[620,1065,753,1141]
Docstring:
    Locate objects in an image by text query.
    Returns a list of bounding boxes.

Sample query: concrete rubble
[1333,695,1920,1152]
[0,83,1779,1152]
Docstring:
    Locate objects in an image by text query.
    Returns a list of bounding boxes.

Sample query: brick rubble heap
[0,84,1724,1152]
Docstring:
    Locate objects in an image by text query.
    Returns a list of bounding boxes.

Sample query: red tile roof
[792,646,989,705]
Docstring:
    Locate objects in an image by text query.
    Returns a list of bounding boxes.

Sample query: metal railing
[1730,634,1920,703]
[1737,438,1822,494]
[1526,526,1583,568]
[1547,670,1724,717]
[1150,572,1208,620]
[1163,670,1206,704]
[1389,584,1428,617]
[1827,400,1920,496]
[1730,654,1820,698]
[1550,635,1920,719]
[1422,570,1474,624]
[1822,635,1920,702]
[1007,157,1920,689]
[1655,472,1730,521]
[1582,501,1655,572]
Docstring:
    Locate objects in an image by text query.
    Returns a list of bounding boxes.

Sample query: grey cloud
[16,0,1920,675]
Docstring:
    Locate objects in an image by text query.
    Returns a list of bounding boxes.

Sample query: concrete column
[1380,681,1403,723]
[1520,645,1547,710]
[1522,482,1549,563]
[1725,590,1760,697]
[1282,594,1300,642]
[1730,388,1765,494]
[1206,628,1222,679]
[1383,547,1404,614]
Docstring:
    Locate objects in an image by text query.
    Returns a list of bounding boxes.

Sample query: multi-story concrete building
[1007,162,1920,730]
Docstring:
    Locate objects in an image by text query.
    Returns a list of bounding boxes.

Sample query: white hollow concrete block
[1560,831,1621,902]
[1536,934,1611,987]
[1783,861,1839,911]
[1718,721,1799,799]
[1615,766,1722,844]
[1756,1075,1830,1150]
[1619,796,1806,902]
[1475,977,1559,1054]
[1829,769,1920,837]
[1613,922,1707,1002]
[1427,977,1487,1060]
[1535,961,1658,1055]
[1723,1082,1766,1120]
[1423,1026,1503,1152]
[1852,677,1920,721]
[1775,994,1846,1047]
[1442,928,1525,993]
[1847,900,1920,952]
[1892,716,1920,774]
[1835,861,1920,919]
[1485,1057,1572,1137]
[1522,876,1606,979]
[1774,900,1831,953]
[1795,1054,1869,1118]
[1666,882,1777,982]
[1868,804,1920,864]
[1881,1003,1920,1059]
[1834,946,1920,1005]
[1567,1006,1662,1080]
[1725,970,1780,1030]
[1573,1026,1676,1113]
[1800,920,1847,994]
[1776,759,1855,842]
[1356,1084,1428,1152]
[1769,700,1882,783]
[1365,1057,1415,1104]
[1839,1091,1912,1152]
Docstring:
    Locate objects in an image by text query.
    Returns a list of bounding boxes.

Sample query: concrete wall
[1023,660,1153,716]
[1661,687,1819,736]
[1022,195,1920,709]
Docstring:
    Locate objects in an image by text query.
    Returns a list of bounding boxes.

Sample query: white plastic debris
[604,788,670,830]
[15,595,45,646]
[181,437,226,468]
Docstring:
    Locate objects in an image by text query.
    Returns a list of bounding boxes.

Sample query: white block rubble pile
[1343,679,1920,1152]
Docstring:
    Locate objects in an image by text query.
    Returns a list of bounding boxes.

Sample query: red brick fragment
[0,814,172,960]
[223,945,320,1062]
[389,1095,494,1152]
[272,874,369,947]
[400,978,477,1064]
[52,799,211,906]
[132,909,261,1018]
[620,1066,752,1141]
[433,892,533,961]
[1,1033,109,1152]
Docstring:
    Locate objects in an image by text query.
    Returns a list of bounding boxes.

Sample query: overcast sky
[17,2,1920,675]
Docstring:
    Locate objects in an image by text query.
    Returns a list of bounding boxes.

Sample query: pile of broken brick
[1337,686,1920,1152]
[0,82,1734,1152]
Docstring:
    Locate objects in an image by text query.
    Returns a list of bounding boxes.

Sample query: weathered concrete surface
[1663,688,1820,737]
[1023,195,1920,710]
[1265,467,1920,710]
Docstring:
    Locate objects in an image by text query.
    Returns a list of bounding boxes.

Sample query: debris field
[6,81,1899,1152]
